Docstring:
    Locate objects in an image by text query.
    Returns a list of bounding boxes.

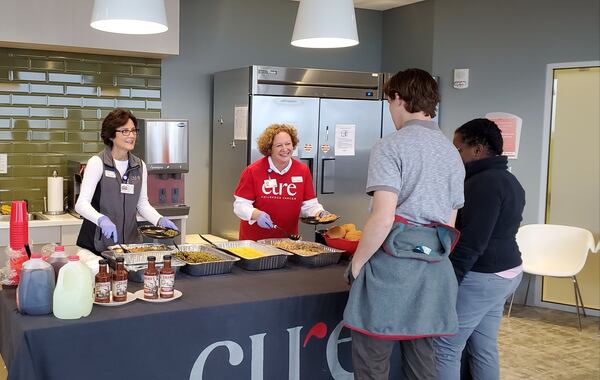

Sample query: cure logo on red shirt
[261,182,297,197]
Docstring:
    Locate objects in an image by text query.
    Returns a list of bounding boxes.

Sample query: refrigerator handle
[299,158,314,179]
[320,158,335,194]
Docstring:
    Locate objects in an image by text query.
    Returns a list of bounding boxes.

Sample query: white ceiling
[291,0,424,11]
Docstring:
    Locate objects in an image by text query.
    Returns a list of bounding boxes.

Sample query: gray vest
[76,147,143,254]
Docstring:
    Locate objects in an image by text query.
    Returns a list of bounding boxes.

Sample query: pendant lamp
[90,0,168,35]
[291,0,359,48]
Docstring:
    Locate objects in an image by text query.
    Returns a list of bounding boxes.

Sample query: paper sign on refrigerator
[233,105,248,140]
[335,124,356,156]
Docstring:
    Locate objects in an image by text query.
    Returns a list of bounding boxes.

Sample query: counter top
[0,213,188,229]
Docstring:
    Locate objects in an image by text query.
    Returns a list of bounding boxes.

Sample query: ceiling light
[90,0,168,35]
[291,0,359,48]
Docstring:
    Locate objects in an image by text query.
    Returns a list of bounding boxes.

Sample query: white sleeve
[74,156,104,225]
[300,197,324,218]
[233,195,257,225]
[137,161,162,225]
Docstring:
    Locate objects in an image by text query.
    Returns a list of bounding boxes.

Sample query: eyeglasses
[115,128,140,136]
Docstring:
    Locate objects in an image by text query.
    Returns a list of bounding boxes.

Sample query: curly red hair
[256,124,299,156]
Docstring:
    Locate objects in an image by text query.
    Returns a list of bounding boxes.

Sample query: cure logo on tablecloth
[189,321,353,380]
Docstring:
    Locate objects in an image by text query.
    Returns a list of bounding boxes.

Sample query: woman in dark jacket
[435,118,525,380]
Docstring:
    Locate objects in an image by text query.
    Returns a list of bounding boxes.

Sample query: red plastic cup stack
[9,200,28,251]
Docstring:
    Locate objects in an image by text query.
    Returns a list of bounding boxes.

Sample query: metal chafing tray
[101,250,185,283]
[214,240,291,271]
[173,244,239,276]
[258,238,343,267]
[107,243,177,265]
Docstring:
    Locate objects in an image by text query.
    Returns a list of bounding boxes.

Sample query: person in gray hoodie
[343,69,465,380]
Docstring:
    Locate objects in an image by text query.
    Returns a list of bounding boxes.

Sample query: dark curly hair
[455,118,503,156]
[382,68,439,118]
[101,108,138,147]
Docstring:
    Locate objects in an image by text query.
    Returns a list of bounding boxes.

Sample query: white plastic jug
[17,253,55,315]
[53,255,94,320]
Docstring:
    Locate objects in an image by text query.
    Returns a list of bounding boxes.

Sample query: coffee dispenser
[133,119,190,217]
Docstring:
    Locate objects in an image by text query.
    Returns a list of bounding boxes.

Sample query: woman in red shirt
[233,124,330,240]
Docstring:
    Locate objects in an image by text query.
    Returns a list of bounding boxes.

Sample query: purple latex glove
[256,212,274,229]
[319,210,331,218]
[158,217,178,231]
[97,216,118,243]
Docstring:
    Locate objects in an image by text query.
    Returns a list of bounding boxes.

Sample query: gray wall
[162,0,382,233]
[431,0,600,224]
[382,0,434,73]
[164,0,600,234]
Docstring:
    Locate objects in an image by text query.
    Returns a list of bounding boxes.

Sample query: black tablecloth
[1,262,372,380]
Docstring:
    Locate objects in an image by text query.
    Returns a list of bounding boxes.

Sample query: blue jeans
[434,271,522,380]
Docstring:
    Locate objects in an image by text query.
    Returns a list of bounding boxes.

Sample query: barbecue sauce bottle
[144,256,159,299]
[159,255,175,299]
[94,259,111,303]
[112,257,128,302]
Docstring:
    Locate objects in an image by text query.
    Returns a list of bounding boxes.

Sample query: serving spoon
[273,225,301,241]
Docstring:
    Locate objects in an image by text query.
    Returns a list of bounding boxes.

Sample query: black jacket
[450,155,525,283]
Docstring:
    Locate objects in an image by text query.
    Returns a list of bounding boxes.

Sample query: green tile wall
[0,48,161,212]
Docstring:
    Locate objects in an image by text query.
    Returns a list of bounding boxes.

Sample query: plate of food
[134,289,182,303]
[94,291,136,306]
[138,225,180,239]
[300,213,340,225]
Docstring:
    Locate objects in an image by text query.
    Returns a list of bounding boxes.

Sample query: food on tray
[270,241,327,256]
[317,213,338,222]
[227,247,267,259]
[326,224,362,241]
[163,229,178,237]
[326,226,346,239]
[112,245,169,254]
[174,251,221,264]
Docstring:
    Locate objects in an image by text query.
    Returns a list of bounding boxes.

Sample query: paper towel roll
[47,176,64,213]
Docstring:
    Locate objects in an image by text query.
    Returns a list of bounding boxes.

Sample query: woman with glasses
[75,108,178,254]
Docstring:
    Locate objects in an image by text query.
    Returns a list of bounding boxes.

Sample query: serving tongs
[118,243,131,253]
[273,225,301,241]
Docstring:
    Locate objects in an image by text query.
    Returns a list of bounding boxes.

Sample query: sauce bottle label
[160,273,175,297]
[112,280,128,297]
[144,275,159,298]
[95,281,111,302]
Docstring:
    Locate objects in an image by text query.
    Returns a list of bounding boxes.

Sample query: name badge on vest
[263,179,277,189]
[120,183,134,194]
[104,170,116,178]
[291,176,303,183]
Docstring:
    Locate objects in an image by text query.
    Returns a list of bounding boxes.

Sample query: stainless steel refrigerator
[211,66,384,240]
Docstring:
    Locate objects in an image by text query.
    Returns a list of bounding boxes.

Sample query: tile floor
[498,305,599,380]
[0,305,598,379]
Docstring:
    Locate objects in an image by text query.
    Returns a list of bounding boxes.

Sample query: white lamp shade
[291,0,359,48]
[90,0,168,35]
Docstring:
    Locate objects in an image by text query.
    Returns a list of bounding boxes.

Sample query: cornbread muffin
[327,226,346,238]
[340,223,356,232]
[345,230,362,241]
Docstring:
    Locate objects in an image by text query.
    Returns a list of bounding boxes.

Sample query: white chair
[507,224,596,330]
